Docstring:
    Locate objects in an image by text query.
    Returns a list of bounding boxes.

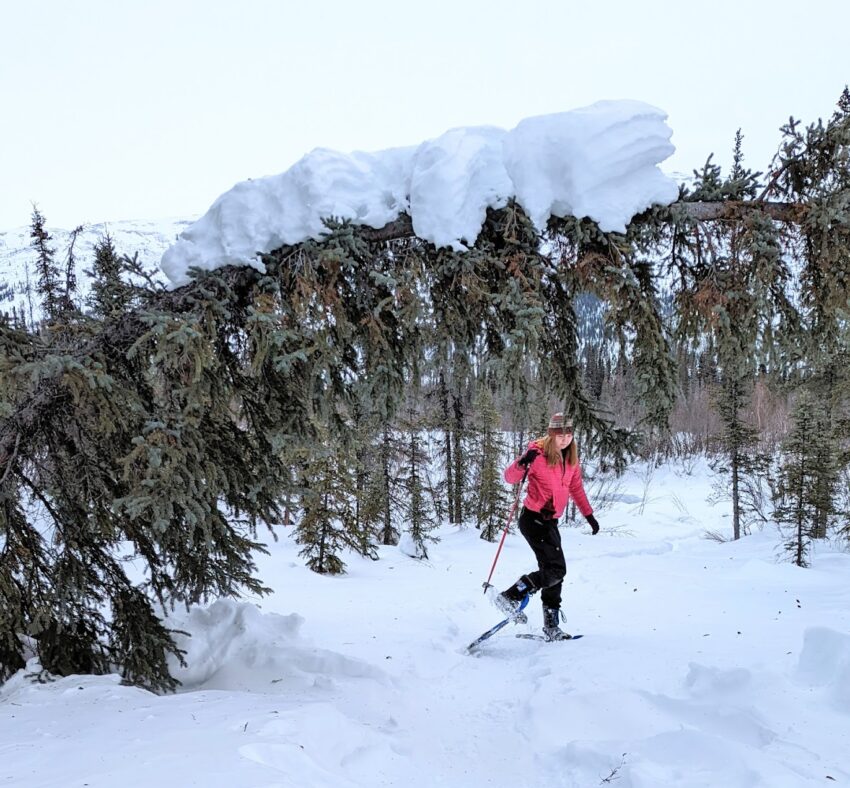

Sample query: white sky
[1,0,848,230]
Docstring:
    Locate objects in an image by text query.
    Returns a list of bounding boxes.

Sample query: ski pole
[482,467,529,593]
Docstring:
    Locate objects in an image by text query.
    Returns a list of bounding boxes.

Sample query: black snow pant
[518,506,567,610]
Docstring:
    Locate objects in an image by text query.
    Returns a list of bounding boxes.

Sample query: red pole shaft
[482,469,528,591]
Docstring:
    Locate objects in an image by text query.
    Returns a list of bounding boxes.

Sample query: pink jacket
[504,440,592,519]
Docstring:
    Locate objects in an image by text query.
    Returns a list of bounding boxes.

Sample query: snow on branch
[161,100,679,286]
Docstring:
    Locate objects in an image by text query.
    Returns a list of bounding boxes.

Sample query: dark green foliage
[396,404,437,559]
[801,361,844,541]
[86,232,132,318]
[374,425,399,546]
[429,362,472,526]
[0,268,291,690]
[471,386,510,541]
[773,391,835,566]
[295,436,368,575]
[63,225,84,308]
[446,355,472,524]
[710,373,769,539]
[773,89,850,550]
[354,422,398,548]
[29,206,63,321]
[434,371,454,525]
[667,133,796,536]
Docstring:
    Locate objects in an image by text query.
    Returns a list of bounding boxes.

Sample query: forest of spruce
[1,89,849,692]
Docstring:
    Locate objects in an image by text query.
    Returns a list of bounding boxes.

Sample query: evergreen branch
[17,468,67,536]
[0,432,20,487]
[673,200,802,223]
[756,161,795,202]
[348,202,807,243]
[0,198,813,467]
[0,265,262,464]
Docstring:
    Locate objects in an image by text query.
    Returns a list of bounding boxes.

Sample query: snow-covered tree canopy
[161,101,679,286]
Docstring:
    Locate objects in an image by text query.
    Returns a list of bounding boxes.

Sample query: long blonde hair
[534,434,578,467]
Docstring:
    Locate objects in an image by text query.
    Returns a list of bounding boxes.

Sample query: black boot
[542,606,571,641]
[492,574,536,621]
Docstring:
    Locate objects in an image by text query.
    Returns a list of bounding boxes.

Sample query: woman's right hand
[518,448,539,468]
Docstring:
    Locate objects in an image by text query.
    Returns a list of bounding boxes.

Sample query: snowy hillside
[0,218,193,322]
[2,459,848,787]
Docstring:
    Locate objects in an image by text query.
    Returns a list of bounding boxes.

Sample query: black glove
[586,514,600,535]
[517,448,539,469]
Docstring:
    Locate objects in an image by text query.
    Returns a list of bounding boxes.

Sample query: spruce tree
[374,425,400,546]
[429,352,474,526]
[452,393,469,524]
[773,391,835,566]
[436,369,453,525]
[397,405,437,559]
[29,206,62,322]
[23,261,35,327]
[449,356,472,524]
[803,361,842,540]
[501,357,549,455]
[710,373,766,539]
[86,232,132,318]
[777,91,850,542]
[295,430,371,575]
[471,385,510,541]
[675,133,798,539]
[0,265,295,691]
[351,405,402,550]
[63,224,84,311]
[353,427,390,546]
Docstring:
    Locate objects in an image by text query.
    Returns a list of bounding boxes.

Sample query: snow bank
[397,531,428,560]
[165,599,386,693]
[161,100,677,286]
[0,658,138,704]
[796,626,850,712]
[684,662,753,697]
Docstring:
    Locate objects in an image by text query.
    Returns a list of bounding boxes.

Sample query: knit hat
[547,412,573,436]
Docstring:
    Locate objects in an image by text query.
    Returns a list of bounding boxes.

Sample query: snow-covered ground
[2,458,848,787]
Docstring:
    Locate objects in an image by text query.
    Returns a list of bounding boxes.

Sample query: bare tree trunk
[380,426,394,544]
[795,460,806,568]
[731,445,741,541]
[439,373,454,524]
[452,394,464,524]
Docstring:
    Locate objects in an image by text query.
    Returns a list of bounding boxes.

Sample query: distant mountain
[0,217,195,323]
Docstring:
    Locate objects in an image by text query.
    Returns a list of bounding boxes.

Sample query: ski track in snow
[2,458,850,787]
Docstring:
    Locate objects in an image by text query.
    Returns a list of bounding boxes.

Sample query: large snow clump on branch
[161,99,678,287]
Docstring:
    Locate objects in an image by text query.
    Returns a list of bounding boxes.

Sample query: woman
[494,412,599,640]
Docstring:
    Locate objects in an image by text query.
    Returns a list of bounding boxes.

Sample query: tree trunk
[439,374,454,524]
[731,444,741,541]
[452,393,464,524]
[380,427,394,545]
[795,457,806,568]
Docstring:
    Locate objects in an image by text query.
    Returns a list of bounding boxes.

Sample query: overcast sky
[1,0,847,230]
